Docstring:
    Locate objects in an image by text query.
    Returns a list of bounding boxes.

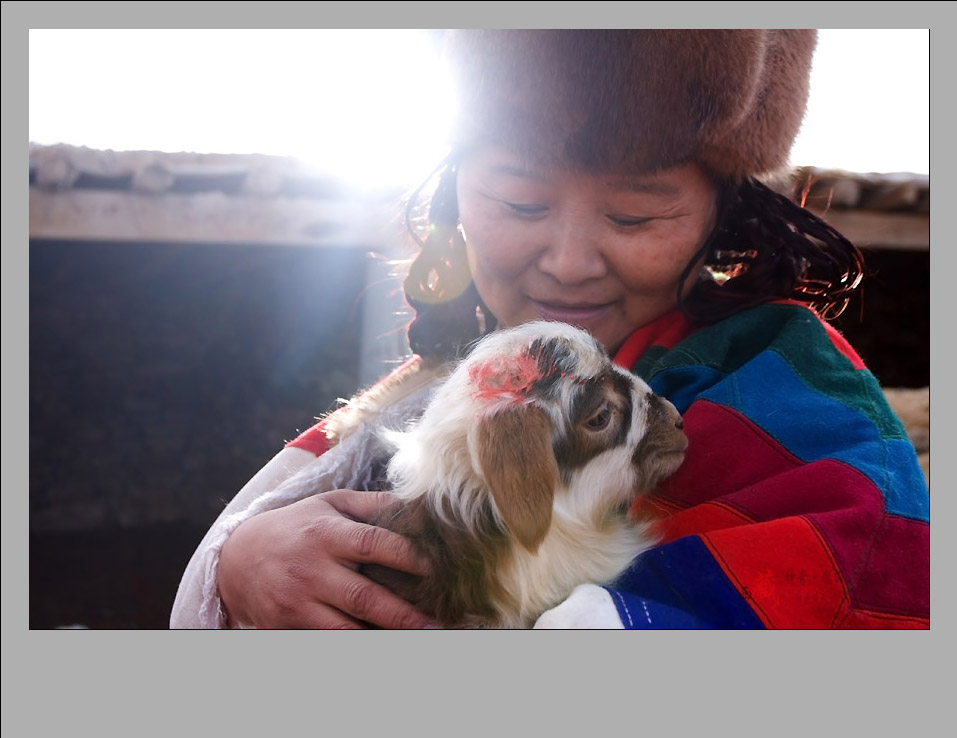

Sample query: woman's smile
[529,298,617,327]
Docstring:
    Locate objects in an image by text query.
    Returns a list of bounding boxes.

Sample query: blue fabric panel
[606,536,766,629]
[698,351,928,522]
[647,364,725,415]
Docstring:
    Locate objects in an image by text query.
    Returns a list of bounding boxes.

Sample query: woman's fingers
[301,565,433,630]
[302,491,431,576]
[218,490,434,629]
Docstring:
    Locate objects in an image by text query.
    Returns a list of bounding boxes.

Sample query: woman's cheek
[463,221,530,278]
[616,230,700,289]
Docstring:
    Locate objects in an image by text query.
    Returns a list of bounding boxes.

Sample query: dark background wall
[29,238,406,628]
[833,247,930,389]
[28,238,928,629]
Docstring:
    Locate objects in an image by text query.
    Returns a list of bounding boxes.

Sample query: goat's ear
[475,404,559,553]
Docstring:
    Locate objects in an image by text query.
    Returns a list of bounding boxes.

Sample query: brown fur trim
[321,357,448,446]
[444,29,817,178]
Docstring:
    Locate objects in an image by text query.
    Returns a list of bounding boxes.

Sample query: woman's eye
[505,202,548,216]
[607,215,651,228]
[585,405,613,431]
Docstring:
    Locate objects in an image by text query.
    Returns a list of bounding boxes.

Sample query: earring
[406,219,472,304]
[703,248,758,286]
[409,220,472,304]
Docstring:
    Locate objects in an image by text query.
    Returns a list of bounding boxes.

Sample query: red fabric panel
[653,400,805,508]
[701,517,850,628]
[613,310,695,370]
[285,419,332,457]
[728,460,889,600]
[838,608,929,629]
[649,501,755,544]
[843,513,930,617]
[644,399,924,621]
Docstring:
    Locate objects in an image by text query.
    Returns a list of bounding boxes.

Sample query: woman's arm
[169,446,317,628]
[170,445,434,629]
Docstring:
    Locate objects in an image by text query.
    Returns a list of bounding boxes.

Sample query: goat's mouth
[657,437,688,455]
[629,442,688,495]
[632,432,688,468]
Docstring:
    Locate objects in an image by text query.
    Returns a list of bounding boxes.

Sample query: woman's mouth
[531,299,615,326]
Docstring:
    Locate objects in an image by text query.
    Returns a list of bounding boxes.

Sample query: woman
[170,30,929,629]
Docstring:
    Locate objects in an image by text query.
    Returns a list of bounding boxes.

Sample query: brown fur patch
[476,405,559,553]
[364,495,511,628]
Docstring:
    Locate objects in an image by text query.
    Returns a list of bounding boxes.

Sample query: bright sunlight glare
[29,29,929,188]
[28,29,454,188]
[789,29,928,174]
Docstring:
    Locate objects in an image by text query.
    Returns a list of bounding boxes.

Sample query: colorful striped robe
[177,301,926,629]
[600,302,929,628]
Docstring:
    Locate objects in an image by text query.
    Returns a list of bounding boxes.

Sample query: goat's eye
[585,404,613,431]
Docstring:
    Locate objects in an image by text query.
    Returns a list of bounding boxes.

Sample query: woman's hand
[217,489,434,629]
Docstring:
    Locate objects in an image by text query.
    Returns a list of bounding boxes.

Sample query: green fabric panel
[633,304,908,442]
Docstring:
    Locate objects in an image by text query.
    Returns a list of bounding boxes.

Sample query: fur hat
[444,29,817,178]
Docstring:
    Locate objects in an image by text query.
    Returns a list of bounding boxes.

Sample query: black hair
[677,176,865,324]
[401,165,865,361]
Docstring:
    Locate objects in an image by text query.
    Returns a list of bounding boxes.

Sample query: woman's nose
[535,220,607,284]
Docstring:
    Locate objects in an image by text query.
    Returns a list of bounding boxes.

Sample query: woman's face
[456,145,718,354]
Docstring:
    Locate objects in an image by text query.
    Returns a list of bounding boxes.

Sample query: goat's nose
[654,395,686,433]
